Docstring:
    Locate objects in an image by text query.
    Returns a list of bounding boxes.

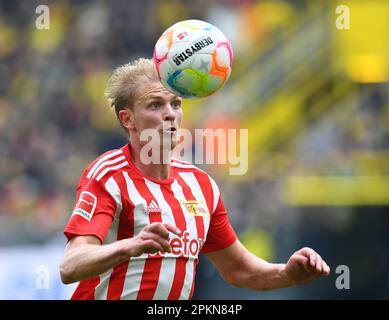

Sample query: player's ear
[118,108,135,131]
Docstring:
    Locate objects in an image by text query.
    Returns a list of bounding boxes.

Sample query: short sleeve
[64,176,117,243]
[201,195,237,253]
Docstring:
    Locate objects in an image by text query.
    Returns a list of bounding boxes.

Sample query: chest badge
[181,200,210,217]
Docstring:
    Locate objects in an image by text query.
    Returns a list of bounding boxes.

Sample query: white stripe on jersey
[144,179,176,299]
[105,176,122,211]
[87,150,123,179]
[171,157,191,165]
[171,162,206,173]
[94,268,113,300]
[91,155,126,179]
[96,161,129,181]
[121,172,148,299]
[180,255,194,300]
[209,176,220,213]
[95,177,123,299]
[178,172,211,237]
[119,258,148,299]
[171,179,197,300]
[123,172,148,236]
[103,176,122,245]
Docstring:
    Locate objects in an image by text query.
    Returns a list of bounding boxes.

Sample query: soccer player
[60,58,330,299]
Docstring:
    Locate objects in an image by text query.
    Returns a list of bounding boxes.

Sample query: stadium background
[0,0,388,299]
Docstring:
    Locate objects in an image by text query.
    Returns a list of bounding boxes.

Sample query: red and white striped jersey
[64,144,237,300]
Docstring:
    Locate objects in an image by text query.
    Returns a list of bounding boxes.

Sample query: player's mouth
[161,127,177,134]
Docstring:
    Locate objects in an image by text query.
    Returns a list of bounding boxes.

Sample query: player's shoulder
[171,157,221,199]
[171,157,212,178]
[82,147,129,182]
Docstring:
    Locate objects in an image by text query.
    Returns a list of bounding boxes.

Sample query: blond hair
[105,58,158,120]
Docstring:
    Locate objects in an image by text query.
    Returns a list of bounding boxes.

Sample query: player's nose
[163,103,176,121]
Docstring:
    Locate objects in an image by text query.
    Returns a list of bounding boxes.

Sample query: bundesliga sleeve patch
[72,191,97,221]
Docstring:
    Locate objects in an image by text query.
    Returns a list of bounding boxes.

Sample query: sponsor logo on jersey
[181,200,210,217]
[73,191,97,221]
[150,231,204,258]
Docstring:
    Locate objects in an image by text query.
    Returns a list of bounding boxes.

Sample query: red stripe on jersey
[162,185,188,300]
[189,259,198,299]
[71,277,100,300]
[168,258,187,300]
[107,174,134,300]
[137,257,163,299]
[134,178,163,300]
[193,173,214,215]
[106,262,129,300]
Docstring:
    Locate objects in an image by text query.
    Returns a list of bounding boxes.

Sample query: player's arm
[60,222,181,284]
[204,239,330,291]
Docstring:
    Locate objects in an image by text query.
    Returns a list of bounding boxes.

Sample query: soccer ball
[153,19,233,98]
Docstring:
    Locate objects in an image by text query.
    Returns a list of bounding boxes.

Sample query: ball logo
[177,31,188,40]
[72,191,97,221]
[172,37,214,66]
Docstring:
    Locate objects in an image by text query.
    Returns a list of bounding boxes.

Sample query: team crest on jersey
[181,200,209,217]
[73,191,97,221]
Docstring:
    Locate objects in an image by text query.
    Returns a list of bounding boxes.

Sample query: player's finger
[294,255,311,272]
[301,248,319,270]
[142,239,165,254]
[300,249,316,269]
[143,232,172,253]
[309,253,316,268]
[147,222,170,239]
[163,223,181,236]
[323,261,330,275]
[311,252,323,273]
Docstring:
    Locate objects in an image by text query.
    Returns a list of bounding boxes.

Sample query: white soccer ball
[153,19,233,98]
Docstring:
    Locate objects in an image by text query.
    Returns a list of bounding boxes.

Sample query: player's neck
[130,143,172,181]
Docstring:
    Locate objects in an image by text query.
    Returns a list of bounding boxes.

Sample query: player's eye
[171,100,182,109]
[149,102,161,110]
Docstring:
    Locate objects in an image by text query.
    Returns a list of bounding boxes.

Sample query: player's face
[131,78,183,149]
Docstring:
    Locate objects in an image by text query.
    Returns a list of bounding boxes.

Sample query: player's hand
[128,222,181,257]
[283,247,330,285]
